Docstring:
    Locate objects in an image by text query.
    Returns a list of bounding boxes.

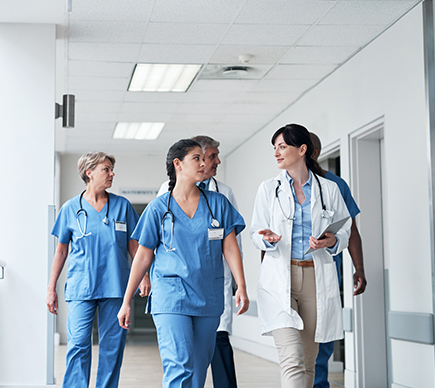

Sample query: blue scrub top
[52,193,139,301]
[132,190,245,317]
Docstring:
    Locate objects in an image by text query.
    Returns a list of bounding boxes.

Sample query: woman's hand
[235,286,249,316]
[258,229,282,243]
[117,303,132,329]
[138,272,151,297]
[309,232,337,250]
[46,289,58,315]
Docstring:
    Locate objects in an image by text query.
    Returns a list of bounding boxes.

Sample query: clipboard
[304,216,350,255]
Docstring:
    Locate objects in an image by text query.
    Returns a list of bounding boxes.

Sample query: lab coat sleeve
[250,181,277,251]
[329,183,351,256]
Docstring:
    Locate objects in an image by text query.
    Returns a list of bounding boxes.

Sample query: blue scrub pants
[63,298,127,388]
[210,331,237,388]
[314,255,342,388]
[153,313,220,388]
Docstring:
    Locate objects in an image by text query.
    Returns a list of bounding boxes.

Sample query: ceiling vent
[222,66,249,76]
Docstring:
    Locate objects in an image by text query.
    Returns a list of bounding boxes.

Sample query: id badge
[208,228,224,240]
[115,221,127,232]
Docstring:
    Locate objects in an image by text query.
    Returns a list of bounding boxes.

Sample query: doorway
[349,118,389,387]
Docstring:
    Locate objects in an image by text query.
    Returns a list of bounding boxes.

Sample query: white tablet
[304,216,350,255]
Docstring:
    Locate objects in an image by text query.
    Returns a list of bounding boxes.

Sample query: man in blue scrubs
[310,132,367,388]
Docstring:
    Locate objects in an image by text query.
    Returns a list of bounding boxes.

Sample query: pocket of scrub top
[151,277,185,312]
[111,220,127,249]
[323,262,340,299]
[207,239,223,260]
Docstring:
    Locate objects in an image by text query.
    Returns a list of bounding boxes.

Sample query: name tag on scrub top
[208,228,224,240]
[115,221,127,232]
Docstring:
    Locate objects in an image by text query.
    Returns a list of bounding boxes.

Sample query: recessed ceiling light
[128,64,202,92]
[113,122,165,140]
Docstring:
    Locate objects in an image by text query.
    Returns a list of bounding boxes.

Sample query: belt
[291,259,314,267]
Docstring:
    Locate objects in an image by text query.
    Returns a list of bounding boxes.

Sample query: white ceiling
[1,0,421,156]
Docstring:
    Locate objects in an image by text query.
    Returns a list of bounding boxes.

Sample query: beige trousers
[272,265,318,388]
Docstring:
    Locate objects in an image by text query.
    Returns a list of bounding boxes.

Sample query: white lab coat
[157,178,243,334]
[250,170,351,343]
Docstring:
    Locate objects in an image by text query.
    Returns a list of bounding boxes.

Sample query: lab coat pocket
[323,262,340,299]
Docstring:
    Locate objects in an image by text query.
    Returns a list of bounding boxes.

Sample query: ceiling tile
[235,91,302,104]
[299,25,385,46]
[71,90,127,102]
[185,91,243,103]
[69,60,135,77]
[117,112,175,122]
[69,0,153,21]
[228,103,289,115]
[222,24,310,46]
[69,21,147,43]
[281,46,359,64]
[144,22,228,45]
[120,102,180,113]
[220,113,271,124]
[150,0,246,23]
[265,64,338,79]
[176,103,232,115]
[76,101,122,112]
[210,45,291,64]
[171,114,223,124]
[236,0,336,24]
[137,44,216,64]
[252,79,319,92]
[69,76,129,91]
[190,79,258,92]
[320,1,419,26]
[124,92,188,103]
[69,42,141,62]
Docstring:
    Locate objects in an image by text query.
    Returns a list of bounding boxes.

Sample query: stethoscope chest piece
[211,218,220,228]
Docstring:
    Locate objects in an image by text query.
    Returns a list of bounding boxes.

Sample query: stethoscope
[275,173,334,221]
[161,187,220,252]
[76,190,110,240]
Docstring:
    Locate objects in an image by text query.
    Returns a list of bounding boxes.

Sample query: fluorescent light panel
[128,64,202,92]
[113,122,165,140]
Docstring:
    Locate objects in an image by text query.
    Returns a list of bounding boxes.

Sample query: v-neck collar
[170,191,203,221]
[81,195,108,214]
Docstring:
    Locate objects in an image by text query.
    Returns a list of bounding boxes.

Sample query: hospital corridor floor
[53,333,344,387]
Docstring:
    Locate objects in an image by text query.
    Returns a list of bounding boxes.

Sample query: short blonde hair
[77,152,116,184]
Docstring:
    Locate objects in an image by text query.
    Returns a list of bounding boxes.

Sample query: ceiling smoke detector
[222,66,249,76]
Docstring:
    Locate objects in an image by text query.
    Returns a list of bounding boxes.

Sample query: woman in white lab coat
[250,124,351,388]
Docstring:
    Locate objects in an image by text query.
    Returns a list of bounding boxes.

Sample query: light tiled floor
[54,333,344,387]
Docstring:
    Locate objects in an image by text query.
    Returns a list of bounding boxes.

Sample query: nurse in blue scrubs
[46,151,150,388]
[118,139,249,388]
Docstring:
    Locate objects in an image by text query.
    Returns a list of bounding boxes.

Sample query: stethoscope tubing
[275,172,331,221]
[75,190,110,239]
[161,185,220,251]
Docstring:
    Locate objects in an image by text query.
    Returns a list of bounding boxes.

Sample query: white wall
[226,4,434,387]
[0,24,56,387]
